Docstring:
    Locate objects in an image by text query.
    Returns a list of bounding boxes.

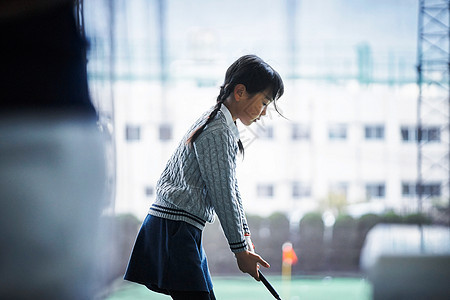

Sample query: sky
[298,0,418,48]
[164,0,419,54]
[85,0,420,80]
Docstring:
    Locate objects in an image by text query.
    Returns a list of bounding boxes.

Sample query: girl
[124,54,284,300]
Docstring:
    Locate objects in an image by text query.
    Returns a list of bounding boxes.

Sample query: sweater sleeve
[235,178,250,235]
[193,129,247,253]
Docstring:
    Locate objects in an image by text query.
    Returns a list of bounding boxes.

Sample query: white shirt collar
[220,104,240,140]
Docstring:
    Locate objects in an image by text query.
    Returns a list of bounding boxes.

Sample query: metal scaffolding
[416,0,450,222]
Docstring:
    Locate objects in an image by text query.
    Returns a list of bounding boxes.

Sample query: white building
[107,76,445,222]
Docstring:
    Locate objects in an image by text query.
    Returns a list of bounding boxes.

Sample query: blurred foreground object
[0,0,96,115]
[0,113,106,299]
[361,224,450,300]
[0,1,107,299]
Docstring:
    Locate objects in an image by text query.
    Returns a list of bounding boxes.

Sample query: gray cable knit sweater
[149,105,250,253]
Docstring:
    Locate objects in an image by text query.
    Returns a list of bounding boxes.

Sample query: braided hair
[187,54,284,155]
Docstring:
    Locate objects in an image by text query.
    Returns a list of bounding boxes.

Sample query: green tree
[297,212,325,272]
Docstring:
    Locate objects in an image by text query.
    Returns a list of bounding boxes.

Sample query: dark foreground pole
[258,270,282,300]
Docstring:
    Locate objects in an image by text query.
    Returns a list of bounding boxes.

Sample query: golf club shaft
[258,270,281,300]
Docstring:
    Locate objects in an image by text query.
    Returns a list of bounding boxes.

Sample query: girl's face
[238,89,273,126]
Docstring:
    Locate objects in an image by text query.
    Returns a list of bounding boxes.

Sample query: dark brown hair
[187,54,284,155]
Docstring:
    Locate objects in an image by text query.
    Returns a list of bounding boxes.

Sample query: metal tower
[416,0,450,223]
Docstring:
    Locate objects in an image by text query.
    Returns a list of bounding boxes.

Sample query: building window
[402,182,441,197]
[402,182,414,197]
[257,184,274,198]
[365,125,385,140]
[256,125,274,139]
[366,183,386,199]
[292,182,311,198]
[292,124,310,140]
[422,127,440,142]
[159,124,172,141]
[126,125,141,141]
[329,182,348,198]
[401,126,414,142]
[329,124,347,140]
[145,186,154,197]
[422,183,441,197]
[401,126,441,143]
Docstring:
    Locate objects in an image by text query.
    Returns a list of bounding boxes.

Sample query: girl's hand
[234,250,270,281]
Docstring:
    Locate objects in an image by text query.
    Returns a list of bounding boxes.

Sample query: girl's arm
[235,178,250,235]
[194,128,270,279]
[194,129,247,252]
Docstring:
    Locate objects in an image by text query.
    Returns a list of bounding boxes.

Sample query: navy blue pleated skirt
[124,214,213,294]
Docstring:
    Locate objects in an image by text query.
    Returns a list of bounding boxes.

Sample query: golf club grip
[258,270,281,300]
